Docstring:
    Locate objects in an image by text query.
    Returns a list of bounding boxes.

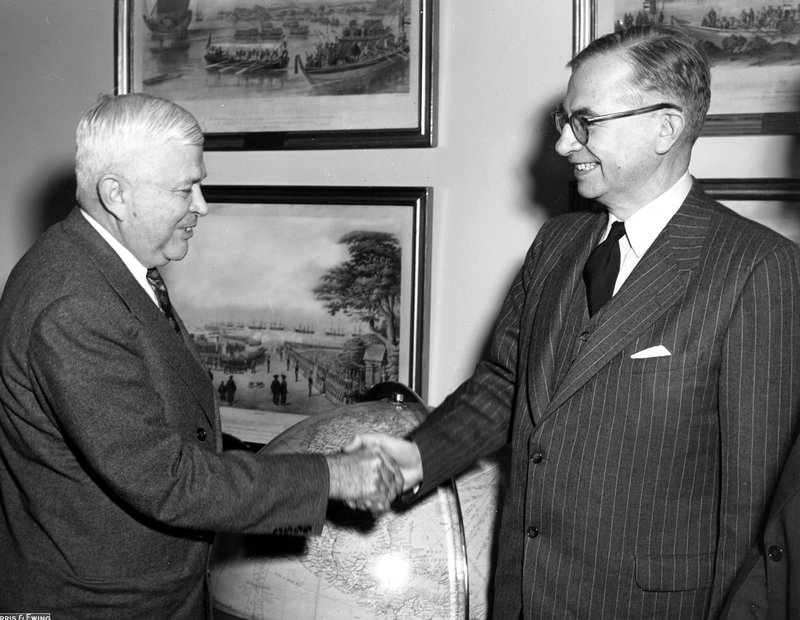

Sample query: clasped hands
[326,434,424,514]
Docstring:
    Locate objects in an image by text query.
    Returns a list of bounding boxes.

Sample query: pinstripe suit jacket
[410,183,800,620]
[0,208,329,619]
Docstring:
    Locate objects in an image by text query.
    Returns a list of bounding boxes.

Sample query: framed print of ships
[116,0,436,149]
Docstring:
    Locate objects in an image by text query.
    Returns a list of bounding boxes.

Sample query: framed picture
[569,178,800,245]
[573,0,800,135]
[116,0,436,149]
[161,185,431,425]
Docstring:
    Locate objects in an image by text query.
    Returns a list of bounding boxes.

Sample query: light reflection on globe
[210,394,508,620]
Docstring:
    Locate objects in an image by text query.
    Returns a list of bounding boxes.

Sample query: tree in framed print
[160,185,430,418]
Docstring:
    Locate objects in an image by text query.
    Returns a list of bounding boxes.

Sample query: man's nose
[555,122,582,156]
[191,185,208,216]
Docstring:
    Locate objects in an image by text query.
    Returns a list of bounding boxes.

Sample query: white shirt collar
[606,170,693,258]
[80,209,159,306]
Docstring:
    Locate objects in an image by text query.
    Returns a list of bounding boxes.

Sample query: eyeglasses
[553,103,682,146]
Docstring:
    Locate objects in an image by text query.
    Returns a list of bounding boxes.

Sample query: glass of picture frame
[116,0,436,149]
[160,185,431,433]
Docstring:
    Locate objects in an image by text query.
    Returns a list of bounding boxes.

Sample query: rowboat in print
[205,38,290,75]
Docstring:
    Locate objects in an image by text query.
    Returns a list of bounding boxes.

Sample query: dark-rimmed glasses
[554,103,682,146]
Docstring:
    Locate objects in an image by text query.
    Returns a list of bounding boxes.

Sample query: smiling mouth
[575,163,598,172]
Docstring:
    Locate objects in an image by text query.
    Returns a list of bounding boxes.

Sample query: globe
[209,391,508,620]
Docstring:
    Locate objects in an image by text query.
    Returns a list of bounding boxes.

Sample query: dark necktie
[146,267,180,333]
[583,221,627,317]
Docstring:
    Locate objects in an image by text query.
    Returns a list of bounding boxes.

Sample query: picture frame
[161,185,431,425]
[573,0,800,135]
[569,178,800,245]
[116,0,436,149]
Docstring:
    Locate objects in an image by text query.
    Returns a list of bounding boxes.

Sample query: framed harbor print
[116,0,436,149]
[161,185,431,424]
[573,0,800,135]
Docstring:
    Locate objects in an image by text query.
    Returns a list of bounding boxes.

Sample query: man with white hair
[0,93,402,619]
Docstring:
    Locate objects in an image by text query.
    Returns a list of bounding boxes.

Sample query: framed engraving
[161,185,431,421]
[116,0,436,149]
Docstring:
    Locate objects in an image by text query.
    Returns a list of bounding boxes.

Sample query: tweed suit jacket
[0,208,329,619]
[410,182,800,620]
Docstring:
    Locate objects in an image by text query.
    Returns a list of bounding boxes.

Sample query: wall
[1,1,796,406]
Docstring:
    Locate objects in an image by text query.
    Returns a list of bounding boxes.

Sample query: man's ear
[97,173,127,221]
[655,110,686,154]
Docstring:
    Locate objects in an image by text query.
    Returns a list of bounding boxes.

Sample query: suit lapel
[63,209,216,428]
[541,188,710,419]
[524,214,604,424]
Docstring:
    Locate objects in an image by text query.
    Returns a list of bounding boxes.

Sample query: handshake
[325,434,424,513]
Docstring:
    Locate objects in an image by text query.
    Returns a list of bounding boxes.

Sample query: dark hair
[569,25,710,145]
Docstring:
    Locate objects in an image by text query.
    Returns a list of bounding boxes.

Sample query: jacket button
[580,331,590,341]
[526,526,539,539]
[768,545,784,561]
[196,427,207,441]
[530,453,543,464]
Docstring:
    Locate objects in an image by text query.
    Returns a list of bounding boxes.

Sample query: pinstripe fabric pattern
[411,183,800,620]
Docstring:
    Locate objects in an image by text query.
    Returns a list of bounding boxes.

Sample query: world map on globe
[210,395,508,620]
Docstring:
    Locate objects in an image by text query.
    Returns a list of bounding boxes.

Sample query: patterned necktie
[583,221,627,317]
[146,267,180,333]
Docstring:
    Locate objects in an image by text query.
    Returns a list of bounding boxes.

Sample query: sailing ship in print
[143,0,193,34]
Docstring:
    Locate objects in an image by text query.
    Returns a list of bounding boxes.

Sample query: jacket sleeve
[409,237,543,496]
[713,243,800,615]
[27,292,328,536]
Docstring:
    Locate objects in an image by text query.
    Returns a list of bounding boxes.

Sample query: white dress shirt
[80,209,160,307]
[598,171,693,295]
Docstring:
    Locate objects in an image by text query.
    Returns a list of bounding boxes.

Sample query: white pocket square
[630,345,671,359]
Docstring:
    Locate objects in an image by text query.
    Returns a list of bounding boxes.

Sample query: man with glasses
[350,24,800,619]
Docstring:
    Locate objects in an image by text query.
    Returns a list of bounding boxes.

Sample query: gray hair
[75,93,203,206]
[569,25,711,146]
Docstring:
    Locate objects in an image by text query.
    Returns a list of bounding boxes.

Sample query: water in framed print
[116,0,436,149]
[160,185,430,432]
[574,0,800,135]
